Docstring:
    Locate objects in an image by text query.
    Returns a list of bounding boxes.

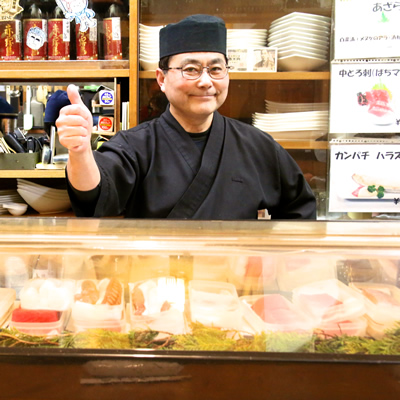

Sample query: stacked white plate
[227,29,268,48]
[139,23,164,71]
[265,99,329,113]
[16,179,71,214]
[268,12,331,71]
[252,110,329,140]
[0,189,26,215]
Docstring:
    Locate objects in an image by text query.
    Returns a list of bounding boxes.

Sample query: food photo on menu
[329,63,400,134]
[329,142,400,213]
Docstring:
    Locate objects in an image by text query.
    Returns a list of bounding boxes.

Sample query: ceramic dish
[278,48,328,59]
[270,15,331,29]
[278,43,329,55]
[269,21,330,35]
[271,11,331,25]
[268,28,330,42]
[269,35,330,47]
[278,54,328,71]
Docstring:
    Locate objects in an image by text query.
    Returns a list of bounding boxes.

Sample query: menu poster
[329,141,400,212]
[329,62,400,134]
[334,0,400,59]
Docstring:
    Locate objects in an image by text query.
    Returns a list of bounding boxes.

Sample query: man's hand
[56,84,93,154]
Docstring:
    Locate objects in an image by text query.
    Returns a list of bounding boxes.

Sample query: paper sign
[329,62,400,134]
[334,0,400,59]
[329,140,400,212]
[0,0,23,21]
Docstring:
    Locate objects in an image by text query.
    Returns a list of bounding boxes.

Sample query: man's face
[157,52,229,126]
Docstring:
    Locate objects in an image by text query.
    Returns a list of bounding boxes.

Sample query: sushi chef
[56,14,316,219]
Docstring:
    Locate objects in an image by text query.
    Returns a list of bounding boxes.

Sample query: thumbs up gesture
[56,84,93,154]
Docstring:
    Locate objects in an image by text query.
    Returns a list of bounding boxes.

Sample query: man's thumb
[67,84,84,106]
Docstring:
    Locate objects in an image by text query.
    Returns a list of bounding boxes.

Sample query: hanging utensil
[23,86,33,130]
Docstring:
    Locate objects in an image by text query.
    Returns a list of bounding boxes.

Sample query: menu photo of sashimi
[329,142,400,212]
[329,63,400,134]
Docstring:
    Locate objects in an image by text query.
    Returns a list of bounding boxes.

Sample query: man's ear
[155,69,166,92]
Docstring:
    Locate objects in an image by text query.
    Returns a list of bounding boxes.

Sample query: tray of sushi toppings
[9,278,75,336]
[72,278,125,332]
[129,276,186,334]
[350,282,400,339]
[292,279,367,337]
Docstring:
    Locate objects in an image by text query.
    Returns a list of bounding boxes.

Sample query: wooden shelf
[275,140,328,150]
[0,170,65,178]
[0,61,129,80]
[139,70,330,80]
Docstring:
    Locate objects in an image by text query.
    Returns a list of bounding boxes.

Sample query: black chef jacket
[68,107,316,219]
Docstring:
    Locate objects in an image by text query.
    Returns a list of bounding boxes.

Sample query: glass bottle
[48,5,70,60]
[76,1,98,60]
[22,2,47,60]
[103,3,123,60]
[0,11,22,61]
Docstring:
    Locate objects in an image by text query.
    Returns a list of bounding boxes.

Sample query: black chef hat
[44,90,71,124]
[159,14,227,59]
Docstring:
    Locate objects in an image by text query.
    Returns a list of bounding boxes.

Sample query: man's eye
[183,66,200,73]
[209,66,223,72]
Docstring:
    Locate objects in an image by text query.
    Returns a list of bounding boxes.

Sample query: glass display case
[0,217,400,399]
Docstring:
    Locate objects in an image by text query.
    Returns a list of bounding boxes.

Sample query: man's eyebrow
[180,57,225,65]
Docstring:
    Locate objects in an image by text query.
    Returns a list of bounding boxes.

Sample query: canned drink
[23,19,47,60]
[48,19,70,60]
[0,20,22,60]
[76,23,98,60]
[103,17,122,60]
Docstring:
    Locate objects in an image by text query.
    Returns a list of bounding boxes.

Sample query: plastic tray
[20,278,76,311]
[73,310,126,333]
[72,278,124,322]
[9,309,67,336]
[350,282,400,325]
[292,279,365,323]
[189,280,243,330]
[240,293,316,334]
[315,317,368,337]
[276,253,337,292]
[128,277,186,334]
[0,288,16,326]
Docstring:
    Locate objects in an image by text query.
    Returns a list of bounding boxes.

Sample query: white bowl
[278,48,328,59]
[268,28,330,41]
[139,24,164,31]
[269,35,329,47]
[17,188,71,214]
[278,54,328,71]
[139,59,159,71]
[271,12,331,26]
[2,202,28,216]
[17,185,70,200]
[271,40,329,51]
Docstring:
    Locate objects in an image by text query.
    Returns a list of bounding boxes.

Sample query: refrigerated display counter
[0,218,399,400]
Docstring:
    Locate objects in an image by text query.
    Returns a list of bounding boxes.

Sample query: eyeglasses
[165,63,231,80]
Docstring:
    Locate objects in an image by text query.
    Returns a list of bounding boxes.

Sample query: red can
[23,19,47,60]
[48,19,70,60]
[103,17,122,60]
[76,23,98,60]
[0,20,22,60]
